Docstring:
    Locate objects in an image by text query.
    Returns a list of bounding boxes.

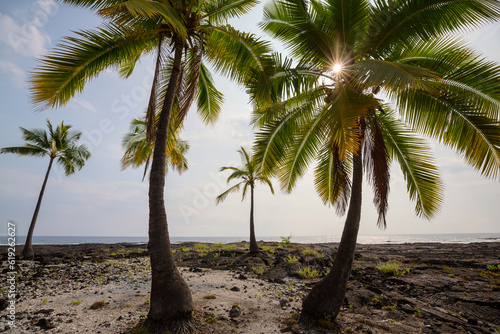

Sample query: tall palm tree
[216,147,274,254]
[252,0,500,322]
[29,0,271,329]
[121,114,189,180]
[0,120,90,260]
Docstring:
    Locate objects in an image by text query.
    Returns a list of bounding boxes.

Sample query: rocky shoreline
[1,241,499,333]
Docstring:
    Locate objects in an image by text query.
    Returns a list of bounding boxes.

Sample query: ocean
[2,233,500,245]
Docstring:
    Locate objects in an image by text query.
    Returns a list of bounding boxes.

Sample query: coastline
[1,241,499,333]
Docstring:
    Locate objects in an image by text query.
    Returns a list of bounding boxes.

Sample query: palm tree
[121,114,189,180]
[252,0,500,322]
[29,0,271,329]
[216,147,274,254]
[0,120,90,260]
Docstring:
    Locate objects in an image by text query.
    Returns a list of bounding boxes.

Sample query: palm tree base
[21,245,34,260]
[144,314,198,334]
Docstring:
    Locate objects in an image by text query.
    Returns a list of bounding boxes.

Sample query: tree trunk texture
[301,147,363,321]
[249,184,259,254]
[22,158,54,260]
[147,41,194,327]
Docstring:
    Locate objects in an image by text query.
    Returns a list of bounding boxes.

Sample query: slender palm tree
[216,147,274,254]
[252,0,500,322]
[29,0,271,329]
[0,120,90,260]
[121,114,189,180]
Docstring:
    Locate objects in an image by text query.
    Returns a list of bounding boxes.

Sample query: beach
[1,241,499,333]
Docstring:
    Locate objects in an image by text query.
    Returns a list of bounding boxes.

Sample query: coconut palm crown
[29,0,272,330]
[251,0,500,322]
[216,147,275,253]
[121,114,189,180]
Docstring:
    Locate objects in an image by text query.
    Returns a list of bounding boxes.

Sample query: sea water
[2,233,500,245]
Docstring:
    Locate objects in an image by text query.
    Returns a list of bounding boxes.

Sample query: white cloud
[0,12,51,57]
[73,98,97,112]
[0,61,26,87]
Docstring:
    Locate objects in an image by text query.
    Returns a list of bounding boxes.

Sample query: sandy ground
[1,242,499,333]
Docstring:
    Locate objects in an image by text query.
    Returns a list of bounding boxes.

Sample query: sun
[333,64,342,74]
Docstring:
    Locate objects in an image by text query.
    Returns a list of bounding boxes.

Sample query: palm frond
[396,90,500,180]
[363,0,500,58]
[197,63,224,124]
[204,24,273,85]
[378,109,443,219]
[203,0,259,25]
[363,113,390,228]
[215,181,244,204]
[313,143,352,215]
[30,23,156,110]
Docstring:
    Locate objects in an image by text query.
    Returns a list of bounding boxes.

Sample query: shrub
[302,249,318,256]
[280,235,292,247]
[203,295,216,299]
[286,255,299,264]
[377,261,410,276]
[298,267,321,279]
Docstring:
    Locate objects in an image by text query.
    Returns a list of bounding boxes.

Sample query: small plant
[286,255,299,264]
[262,246,275,254]
[139,313,146,318]
[195,243,209,250]
[203,295,216,299]
[71,299,83,305]
[302,249,318,256]
[212,243,223,248]
[298,267,321,279]
[382,304,397,311]
[205,316,217,323]
[377,260,410,276]
[214,251,221,257]
[487,264,500,271]
[414,307,422,318]
[131,328,148,334]
[280,235,292,247]
[251,266,265,275]
[179,246,190,252]
[42,298,48,304]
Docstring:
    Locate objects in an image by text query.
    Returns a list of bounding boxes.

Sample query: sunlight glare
[333,64,342,73]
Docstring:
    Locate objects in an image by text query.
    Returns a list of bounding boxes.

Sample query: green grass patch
[203,295,216,299]
[298,266,321,279]
[302,249,318,256]
[377,261,410,276]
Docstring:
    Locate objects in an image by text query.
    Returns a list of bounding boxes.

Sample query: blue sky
[0,0,499,239]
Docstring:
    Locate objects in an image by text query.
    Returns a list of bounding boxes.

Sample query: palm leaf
[378,109,443,219]
[30,23,156,110]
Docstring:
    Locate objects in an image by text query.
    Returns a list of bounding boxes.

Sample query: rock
[190,267,202,273]
[279,299,289,308]
[467,318,478,325]
[34,309,54,315]
[35,318,56,329]
[237,274,247,280]
[0,298,7,311]
[229,305,241,318]
[230,286,240,292]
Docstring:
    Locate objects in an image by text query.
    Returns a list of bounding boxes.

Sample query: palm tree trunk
[301,147,363,321]
[22,158,54,260]
[249,184,259,254]
[147,41,194,327]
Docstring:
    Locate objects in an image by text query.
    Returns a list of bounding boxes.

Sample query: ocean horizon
[2,233,500,246]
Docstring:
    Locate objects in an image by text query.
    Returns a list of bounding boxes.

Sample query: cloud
[0,61,26,87]
[0,12,51,57]
[73,98,97,112]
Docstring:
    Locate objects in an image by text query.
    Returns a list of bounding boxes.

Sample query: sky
[0,0,499,239]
